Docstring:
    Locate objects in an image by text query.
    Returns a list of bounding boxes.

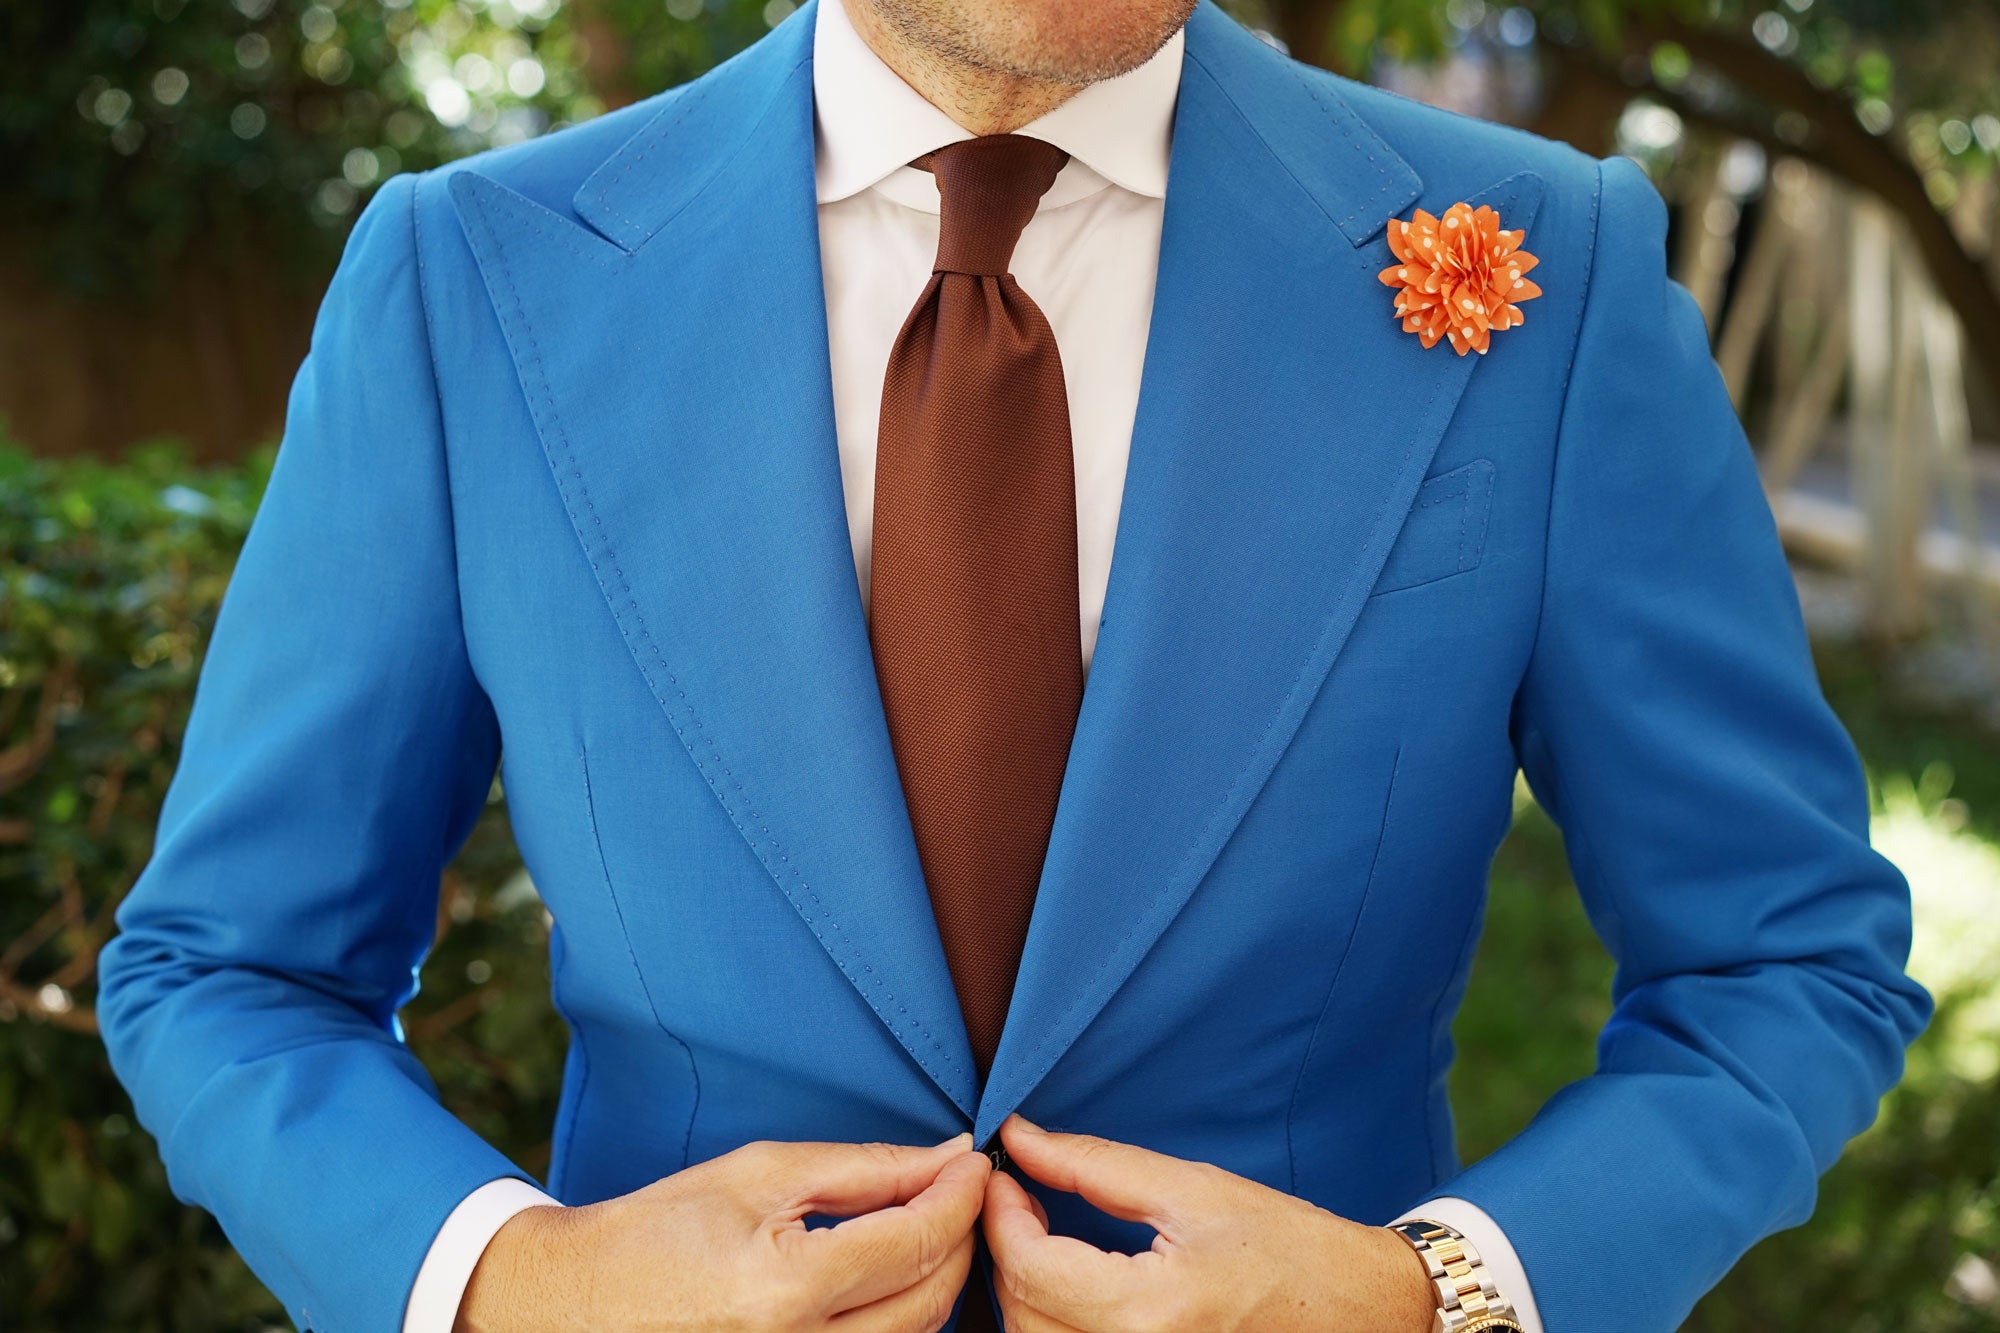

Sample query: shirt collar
[812,0,1183,212]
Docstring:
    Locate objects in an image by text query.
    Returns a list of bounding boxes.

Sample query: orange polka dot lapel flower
[1379,201,1542,356]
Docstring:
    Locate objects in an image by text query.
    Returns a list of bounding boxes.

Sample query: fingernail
[934,1131,973,1150]
[1011,1114,1044,1134]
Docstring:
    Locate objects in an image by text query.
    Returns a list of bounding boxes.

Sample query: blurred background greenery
[3,0,1999,1329]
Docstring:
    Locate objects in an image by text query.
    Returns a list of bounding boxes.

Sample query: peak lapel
[974,0,1544,1137]
[449,0,982,1118]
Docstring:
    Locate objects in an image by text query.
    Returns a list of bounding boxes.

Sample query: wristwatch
[1387,1218,1525,1332]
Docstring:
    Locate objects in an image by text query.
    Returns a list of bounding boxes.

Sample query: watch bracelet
[1388,1218,1522,1332]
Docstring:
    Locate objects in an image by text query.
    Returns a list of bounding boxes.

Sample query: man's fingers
[804,1148,992,1313]
[757,1133,975,1218]
[996,1114,1196,1230]
[982,1167,1048,1241]
[983,1168,1150,1327]
[1018,1178,1049,1231]
[826,1228,977,1332]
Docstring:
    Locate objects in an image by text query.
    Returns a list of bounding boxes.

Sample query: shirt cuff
[402,1177,564,1333]
[1391,1195,1545,1333]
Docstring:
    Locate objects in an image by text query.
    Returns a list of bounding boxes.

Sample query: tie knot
[914,134,1069,277]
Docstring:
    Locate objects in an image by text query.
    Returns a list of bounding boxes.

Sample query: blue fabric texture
[97,2,1932,1329]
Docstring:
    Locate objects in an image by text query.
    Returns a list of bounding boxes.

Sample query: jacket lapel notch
[1171,0,1422,248]
[571,5,816,253]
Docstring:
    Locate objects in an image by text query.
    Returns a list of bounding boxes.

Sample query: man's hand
[980,1114,1438,1332]
[456,1132,993,1332]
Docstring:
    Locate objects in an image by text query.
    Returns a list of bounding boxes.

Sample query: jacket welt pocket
[1368,458,1495,597]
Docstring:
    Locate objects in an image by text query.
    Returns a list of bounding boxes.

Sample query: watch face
[1464,1320,1525,1332]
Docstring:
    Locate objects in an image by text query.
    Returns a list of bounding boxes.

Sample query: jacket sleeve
[96,171,540,1333]
[1421,153,1932,1330]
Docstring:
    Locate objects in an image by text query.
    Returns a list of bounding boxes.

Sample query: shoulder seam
[1518,153,1609,690]
[407,172,450,445]
[406,170,477,675]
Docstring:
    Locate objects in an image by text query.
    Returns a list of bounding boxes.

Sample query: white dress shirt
[404,0,1546,1326]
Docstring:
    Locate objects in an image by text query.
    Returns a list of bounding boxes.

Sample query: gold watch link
[1387,1218,1525,1333]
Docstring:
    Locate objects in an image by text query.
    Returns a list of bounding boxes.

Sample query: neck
[843,0,1084,135]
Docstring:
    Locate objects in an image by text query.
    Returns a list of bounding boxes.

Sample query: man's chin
[907,0,1195,88]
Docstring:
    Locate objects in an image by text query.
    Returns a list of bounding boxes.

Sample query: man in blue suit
[97,0,1931,1328]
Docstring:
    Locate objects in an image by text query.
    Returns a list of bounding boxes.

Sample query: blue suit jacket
[97,3,1932,1329]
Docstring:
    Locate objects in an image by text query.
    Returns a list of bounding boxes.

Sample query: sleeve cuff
[402,1177,564,1333]
[1392,1195,1545,1333]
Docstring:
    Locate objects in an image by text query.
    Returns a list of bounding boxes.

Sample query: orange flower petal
[1382,200,1541,353]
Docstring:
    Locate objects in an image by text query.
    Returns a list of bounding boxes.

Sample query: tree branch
[1619,17,2000,397]
[1265,3,2000,396]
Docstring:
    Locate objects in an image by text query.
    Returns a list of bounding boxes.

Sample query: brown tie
[868,132,1078,1333]
[868,132,1082,1097]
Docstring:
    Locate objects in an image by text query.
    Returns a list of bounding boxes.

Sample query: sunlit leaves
[0,0,771,298]
[1331,0,2000,195]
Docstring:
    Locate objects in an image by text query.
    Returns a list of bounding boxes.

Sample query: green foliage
[0,437,560,1329]
[2,438,289,1327]
[0,0,772,298]
[1453,683,2000,1330]
[11,0,1996,304]
[1333,0,2000,203]
[5,440,1996,1328]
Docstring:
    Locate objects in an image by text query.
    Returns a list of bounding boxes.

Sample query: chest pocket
[1369,457,1495,597]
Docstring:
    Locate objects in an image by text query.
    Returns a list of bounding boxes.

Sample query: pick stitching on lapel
[970,4,1546,1138]
[448,2,985,1120]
